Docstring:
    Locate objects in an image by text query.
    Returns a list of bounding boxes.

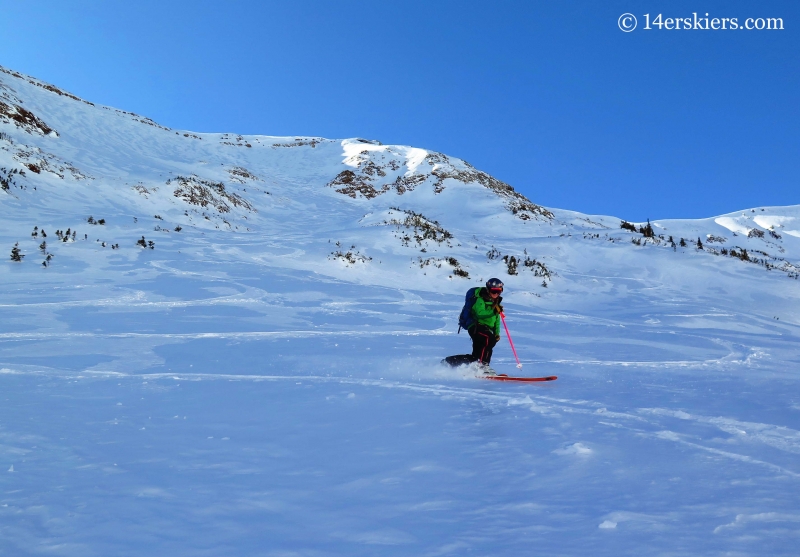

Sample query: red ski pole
[500,313,523,369]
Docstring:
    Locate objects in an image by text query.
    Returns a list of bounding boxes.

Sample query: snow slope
[2,65,800,556]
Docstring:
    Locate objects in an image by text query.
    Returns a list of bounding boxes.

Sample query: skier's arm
[489,303,504,337]
[494,295,503,337]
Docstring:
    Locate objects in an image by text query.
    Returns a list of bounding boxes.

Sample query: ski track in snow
[2,268,799,554]
[5,361,800,484]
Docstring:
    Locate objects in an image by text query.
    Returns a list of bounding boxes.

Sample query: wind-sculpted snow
[1,65,800,555]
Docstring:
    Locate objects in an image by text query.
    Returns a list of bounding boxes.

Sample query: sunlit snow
[2,65,800,556]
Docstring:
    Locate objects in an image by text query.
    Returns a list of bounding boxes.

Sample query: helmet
[486,278,504,293]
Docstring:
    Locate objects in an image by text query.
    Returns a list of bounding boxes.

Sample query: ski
[482,374,557,382]
[441,357,556,382]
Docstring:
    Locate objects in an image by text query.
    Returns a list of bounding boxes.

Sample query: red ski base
[483,374,558,383]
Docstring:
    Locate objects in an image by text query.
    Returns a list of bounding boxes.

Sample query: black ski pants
[469,324,498,364]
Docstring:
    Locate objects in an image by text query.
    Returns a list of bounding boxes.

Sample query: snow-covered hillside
[2,65,800,556]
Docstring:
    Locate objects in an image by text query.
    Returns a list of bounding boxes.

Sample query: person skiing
[444,278,505,370]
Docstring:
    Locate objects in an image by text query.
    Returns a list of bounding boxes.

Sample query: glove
[495,335,501,342]
[493,303,504,314]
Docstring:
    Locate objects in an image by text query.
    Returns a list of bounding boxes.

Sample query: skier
[444,278,504,371]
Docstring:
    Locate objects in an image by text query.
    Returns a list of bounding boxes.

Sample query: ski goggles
[488,287,503,294]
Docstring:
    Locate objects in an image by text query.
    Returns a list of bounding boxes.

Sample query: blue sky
[2,0,798,221]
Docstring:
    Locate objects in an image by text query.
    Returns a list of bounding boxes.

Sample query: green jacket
[470,287,501,337]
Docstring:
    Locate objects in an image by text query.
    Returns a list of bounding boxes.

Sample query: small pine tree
[503,255,518,275]
[696,237,703,249]
[679,238,687,247]
[10,243,24,262]
[639,219,655,238]
[39,241,46,252]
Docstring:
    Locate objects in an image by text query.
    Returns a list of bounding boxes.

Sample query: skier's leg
[470,325,493,364]
[484,333,498,364]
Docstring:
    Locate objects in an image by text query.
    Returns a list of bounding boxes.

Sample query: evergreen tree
[502,255,518,275]
[10,243,24,262]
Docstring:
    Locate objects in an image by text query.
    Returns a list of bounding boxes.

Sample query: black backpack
[457,287,480,333]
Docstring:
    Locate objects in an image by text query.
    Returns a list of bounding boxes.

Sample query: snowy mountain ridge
[2,63,800,299]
